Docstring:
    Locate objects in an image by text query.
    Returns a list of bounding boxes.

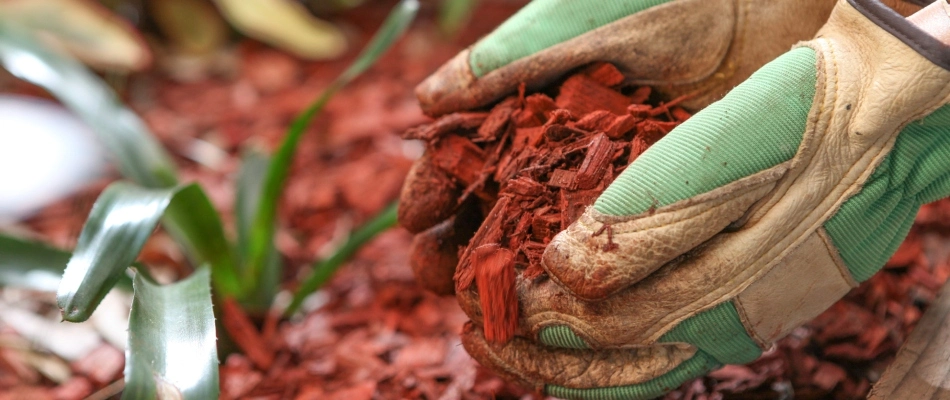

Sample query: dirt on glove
[399,63,691,343]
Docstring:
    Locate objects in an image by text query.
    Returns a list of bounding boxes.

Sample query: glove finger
[460,321,716,400]
[543,46,821,300]
[397,152,461,234]
[409,201,480,295]
[457,250,765,362]
[416,0,738,116]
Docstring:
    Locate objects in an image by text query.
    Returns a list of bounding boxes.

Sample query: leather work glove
[399,0,925,296]
[454,0,950,399]
[416,0,923,117]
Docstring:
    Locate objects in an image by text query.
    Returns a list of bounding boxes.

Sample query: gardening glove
[456,0,950,398]
[399,0,926,295]
[416,0,925,117]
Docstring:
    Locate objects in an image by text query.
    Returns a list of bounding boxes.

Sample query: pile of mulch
[399,62,689,343]
[1,1,949,399]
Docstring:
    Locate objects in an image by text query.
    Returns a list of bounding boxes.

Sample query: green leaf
[0,235,133,292]
[235,150,268,263]
[0,23,177,188]
[57,182,240,322]
[245,0,418,291]
[285,201,398,316]
[123,268,219,400]
[439,0,478,36]
[163,186,243,298]
[0,235,72,291]
[234,150,281,310]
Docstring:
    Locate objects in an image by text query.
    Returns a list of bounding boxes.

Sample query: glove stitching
[639,44,834,342]
[652,8,950,354]
[816,227,859,288]
[815,40,950,230]
[544,180,778,303]
[593,184,771,235]
[678,0,747,98]
[850,0,949,69]
[584,165,787,233]
[529,313,602,347]
[731,297,769,347]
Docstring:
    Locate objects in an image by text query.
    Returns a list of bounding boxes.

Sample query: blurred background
[0,0,517,223]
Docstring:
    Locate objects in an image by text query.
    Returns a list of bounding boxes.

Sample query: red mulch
[2,1,950,399]
[399,63,691,344]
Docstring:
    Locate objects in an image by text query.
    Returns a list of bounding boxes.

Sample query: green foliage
[1,0,418,305]
[0,236,114,292]
[56,182,240,322]
[161,185,243,297]
[0,23,178,188]
[244,0,418,299]
[234,150,282,310]
[123,268,219,400]
[439,0,478,36]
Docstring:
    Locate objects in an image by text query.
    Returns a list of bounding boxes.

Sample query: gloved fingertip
[542,223,635,301]
[460,322,548,393]
[397,154,461,233]
[409,203,479,295]
[409,222,458,295]
[416,49,477,117]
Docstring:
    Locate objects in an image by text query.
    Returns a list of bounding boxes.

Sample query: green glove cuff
[546,350,720,400]
[540,301,761,364]
[538,301,760,399]
[825,103,950,281]
[658,301,762,365]
[469,0,673,77]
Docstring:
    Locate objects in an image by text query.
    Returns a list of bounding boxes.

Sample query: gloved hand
[399,0,925,296]
[416,0,923,117]
[455,0,950,399]
[402,0,829,295]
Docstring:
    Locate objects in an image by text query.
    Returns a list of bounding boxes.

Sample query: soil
[1,1,950,399]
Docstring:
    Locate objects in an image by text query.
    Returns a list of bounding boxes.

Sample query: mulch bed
[1,1,949,399]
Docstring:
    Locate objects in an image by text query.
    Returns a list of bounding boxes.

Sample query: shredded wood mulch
[399,62,689,343]
[1,1,949,399]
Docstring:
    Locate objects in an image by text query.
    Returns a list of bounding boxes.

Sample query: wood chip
[474,244,517,343]
[555,74,630,116]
